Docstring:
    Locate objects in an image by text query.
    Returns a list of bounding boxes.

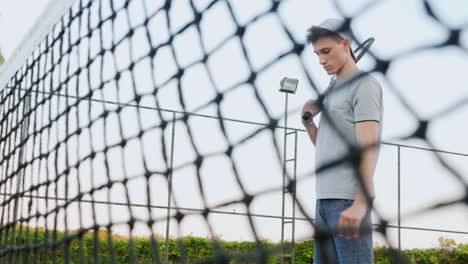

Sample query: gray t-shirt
[315,69,383,200]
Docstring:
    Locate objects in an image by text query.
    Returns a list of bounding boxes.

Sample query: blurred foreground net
[0,0,467,263]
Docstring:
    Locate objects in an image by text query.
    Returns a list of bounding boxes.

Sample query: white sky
[0,0,50,58]
[0,0,467,250]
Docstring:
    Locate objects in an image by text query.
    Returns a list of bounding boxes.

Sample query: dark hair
[306,26,344,44]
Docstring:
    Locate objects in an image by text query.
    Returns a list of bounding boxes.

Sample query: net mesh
[0,0,467,263]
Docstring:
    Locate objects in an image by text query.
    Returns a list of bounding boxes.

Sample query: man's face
[312,37,349,75]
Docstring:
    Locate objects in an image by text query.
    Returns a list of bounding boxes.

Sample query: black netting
[0,0,467,263]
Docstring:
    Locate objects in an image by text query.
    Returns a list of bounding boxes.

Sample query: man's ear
[343,39,351,49]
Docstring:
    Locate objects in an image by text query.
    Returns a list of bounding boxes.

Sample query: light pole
[279,77,298,264]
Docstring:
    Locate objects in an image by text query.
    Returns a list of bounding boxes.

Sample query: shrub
[4,227,467,264]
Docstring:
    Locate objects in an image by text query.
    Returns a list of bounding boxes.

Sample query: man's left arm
[338,121,379,239]
[354,121,379,208]
[338,77,383,239]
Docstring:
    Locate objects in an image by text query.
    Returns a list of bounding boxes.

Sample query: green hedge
[2,227,466,263]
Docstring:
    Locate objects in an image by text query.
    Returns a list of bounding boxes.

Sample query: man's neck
[335,59,358,81]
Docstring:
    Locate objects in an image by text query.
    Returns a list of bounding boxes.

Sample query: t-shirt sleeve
[352,78,382,123]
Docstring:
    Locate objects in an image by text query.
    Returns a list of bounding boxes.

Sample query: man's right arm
[301,99,320,146]
[304,123,318,146]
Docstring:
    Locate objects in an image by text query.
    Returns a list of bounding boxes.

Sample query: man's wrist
[302,120,315,127]
[352,198,369,210]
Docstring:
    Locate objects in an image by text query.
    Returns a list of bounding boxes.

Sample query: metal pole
[164,112,177,264]
[1,191,467,234]
[291,130,298,264]
[280,92,289,264]
[397,146,401,250]
[8,87,468,158]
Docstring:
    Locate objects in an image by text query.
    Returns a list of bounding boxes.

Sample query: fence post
[397,145,401,250]
[164,112,177,264]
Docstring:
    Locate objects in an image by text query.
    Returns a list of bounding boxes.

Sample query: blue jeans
[313,199,373,264]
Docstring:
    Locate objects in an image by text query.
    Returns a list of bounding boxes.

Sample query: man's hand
[301,99,320,126]
[338,202,367,239]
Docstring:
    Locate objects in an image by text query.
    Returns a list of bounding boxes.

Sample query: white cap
[316,18,356,61]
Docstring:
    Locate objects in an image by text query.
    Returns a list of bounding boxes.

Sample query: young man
[302,18,383,264]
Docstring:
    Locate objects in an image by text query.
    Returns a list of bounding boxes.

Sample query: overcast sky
[0,0,467,250]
